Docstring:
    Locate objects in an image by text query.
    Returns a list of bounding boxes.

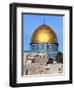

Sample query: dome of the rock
[31,24,57,44]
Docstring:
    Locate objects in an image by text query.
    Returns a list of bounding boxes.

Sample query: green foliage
[47,58,53,64]
[56,51,63,63]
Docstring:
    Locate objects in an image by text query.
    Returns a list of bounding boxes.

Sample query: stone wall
[23,52,63,75]
[23,63,63,75]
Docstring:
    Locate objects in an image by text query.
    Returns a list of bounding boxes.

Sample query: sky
[23,14,63,52]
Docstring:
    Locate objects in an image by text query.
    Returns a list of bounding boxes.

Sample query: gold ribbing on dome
[31,24,57,44]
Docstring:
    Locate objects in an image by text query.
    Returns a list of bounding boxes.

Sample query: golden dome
[31,24,57,44]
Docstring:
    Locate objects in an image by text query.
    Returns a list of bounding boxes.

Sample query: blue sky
[23,14,63,52]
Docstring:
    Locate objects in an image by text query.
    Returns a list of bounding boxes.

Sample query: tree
[56,51,63,63]
[47,58,53,64]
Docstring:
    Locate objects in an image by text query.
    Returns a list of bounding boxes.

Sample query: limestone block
[34,55,48,65]
[46,63,63,74]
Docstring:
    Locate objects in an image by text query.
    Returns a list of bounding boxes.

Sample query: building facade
[30,24,59,62]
